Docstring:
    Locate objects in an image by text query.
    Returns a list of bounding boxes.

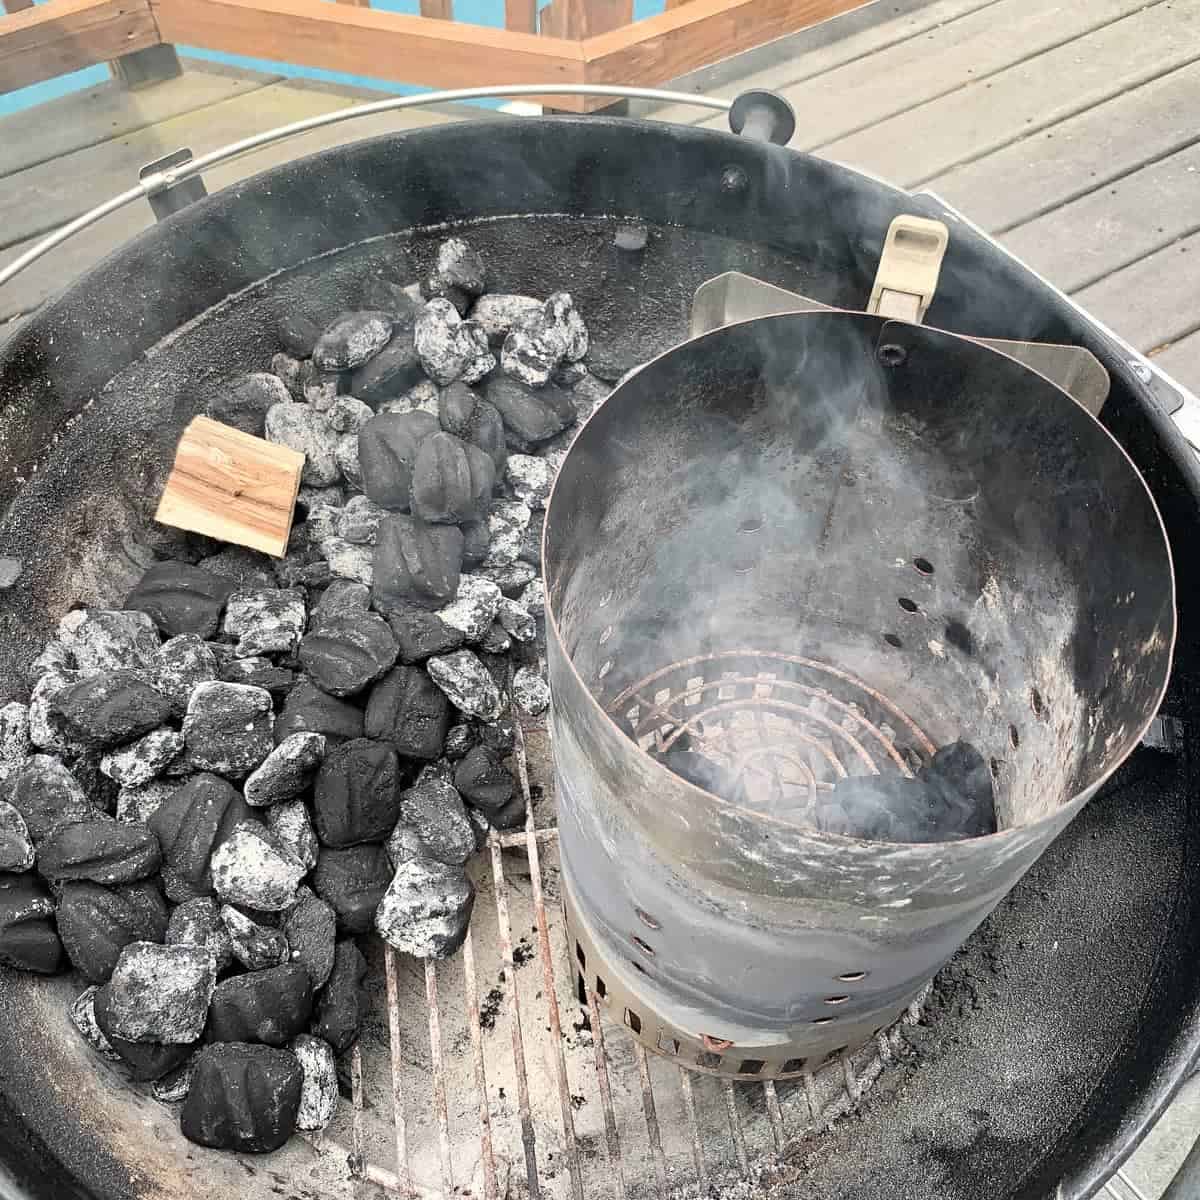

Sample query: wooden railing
[0,0,871,112]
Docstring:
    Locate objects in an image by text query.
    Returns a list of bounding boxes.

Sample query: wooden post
[505,0,536,34]
[0,0,160,94]
[109,40,182,86]
[419,0,452,19]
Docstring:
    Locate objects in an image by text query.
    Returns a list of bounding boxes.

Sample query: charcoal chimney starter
[544,311,1175,1078]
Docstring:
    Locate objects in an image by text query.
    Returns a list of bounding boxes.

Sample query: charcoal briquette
[58,608,160,675]
[410,431,495,525]
[28,669,85,756]
[462,396,507,474]
[207,372,292,437]
[0,871,63,973]
[470,294,542,346]
[221,905,290,971]
[299,610,398,698]
[372,514,463,613]
[313,311,393,372]
[415,299,495,386]
[297,484,345,518]
[391,769,475,866]
[427,650,503,722]
[181,1043,303,1153]
[271,352,306,401]
[350,331,424,404]
[0,717,23,778]
[0,801,32,872]
[477,715,514,755]
[264,402,341,486]
[475,559,537,596]
[151,635,219,714]
[496,597,536,643]
[487,790,527,831]
[94,1023,192,1081]
[282,891,336,990]
[183,682,274,778]
[28,640,75,685]
[544,292,589,362]
[58,671,172,749]
[277,310,321,357]
[467,806,491,850]
[357,276,422,325]
[167,896,234,974]
[291,1033,338,1132]
[424,238,486,301]
[311,579,371,626]
[380,378,440,417]
[335,494,386,545]
[311,939,367,1053]
[311,844,391,935]
[57,879,169,983]
[199,546,277,590]
[335,433,363,489]
[211,823,306,912]
[437,574,503,643]
[275,679,364,747]
[312,738,403,848]
[98,940,216,1043]
[207,962,313,1046]
[100,729,184,788]
[38,818,162,886]
[303,364,343,412]
[512,666,550,716]
[552,359,588,388]
[70,985,122,1061]
[365,664,451,760]
[223,589,306,658]
[244,733,326,807]
[505,454,552,510]
[485,376,573,445]
[116,779,177,826]
[220,656,295,694]
[149,772,258,901]
[266,801,320,873]
[499,308,569,389]
[375,857,474,960]
[386,604,464,665]
[358,410,439,510]
[460,519,490,569]
[153,1053,199,1104]
[480,622,511,655]
[518,578,545,618]
[483,500,531,568]
[517,510,543,569]
[444,724,474,760]
[323,536,374,587]
[125,562,236,640]
[454,746,515,812]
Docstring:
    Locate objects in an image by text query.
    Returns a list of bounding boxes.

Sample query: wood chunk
[155,417,303,558]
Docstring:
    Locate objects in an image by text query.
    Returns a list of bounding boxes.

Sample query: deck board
[0,68,279,179]
[920,59,1200,234]
[817,0,1200,187]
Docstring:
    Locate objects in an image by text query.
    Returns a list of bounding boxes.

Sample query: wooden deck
[0,3,1198,1190]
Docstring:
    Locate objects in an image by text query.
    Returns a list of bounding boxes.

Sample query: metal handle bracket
[867,214,949,323]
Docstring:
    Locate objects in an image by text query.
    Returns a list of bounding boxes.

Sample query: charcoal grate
[309,714,930,1200]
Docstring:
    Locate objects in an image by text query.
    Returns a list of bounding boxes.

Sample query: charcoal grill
[0,86,1199,1200]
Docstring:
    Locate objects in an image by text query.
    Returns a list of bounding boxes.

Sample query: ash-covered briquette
[69,985,122,1062]
[512,667,551,716]
[375,856,474,960]
[290,1033,338,1132]
[99,941,215,1043]
[244,732,325,807]
[2,234,590,1163]
[221,905,290,971]
[166,896,234,974]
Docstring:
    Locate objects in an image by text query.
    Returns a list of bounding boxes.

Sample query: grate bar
[513,715,585,1200]
[587,987,629,1200]
[842,1051,862,1105]
[633,1042,670,1195]
[383,947,413,1195]
[498,827,558,849]
[762,1080,786,1152]
[462,930,499,1200]
[678,1066,708,1185]
[488,835,541,1200]
[803,1069,820,1127]
[351,1042,365,1178]
[722,1078,750,1175]
[424,961,454,1199]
